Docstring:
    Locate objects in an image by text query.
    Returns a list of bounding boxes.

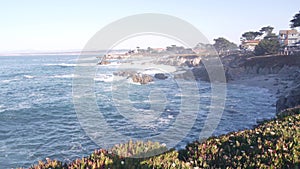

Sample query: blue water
[0,55,276,168]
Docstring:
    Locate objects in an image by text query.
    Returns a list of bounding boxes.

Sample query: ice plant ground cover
[22,107,300,169]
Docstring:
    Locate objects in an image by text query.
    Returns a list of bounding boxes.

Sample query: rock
[178,55,201,67]
[132,74,153,84]
[114,71,154,84]
[276,106,300,118]
[113,71,136,77]
[173,70,199,81]
[276,84,300,112]
[191,67,209,81]
[154,73,168,80]
[98,60,110,65]
[154,55,201,67]
[217,54,300,113]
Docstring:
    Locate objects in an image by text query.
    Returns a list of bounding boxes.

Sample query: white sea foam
[158,117,170,124]
[77,57,97,61]
[52,74,77,78]
[44,63,77,67]
[109,62,121,66]
[18,103,31,110]
[23,75,34,79]
[94,74,114,82]
[0,105,5,113]
[101,86,113,92]
[1,79,12,83]
[1,78,20,83]
[97,62,121,67]
[4,102,31,112]
[167,115,174,119]
[127,79,142,85]
[142,68,165,75]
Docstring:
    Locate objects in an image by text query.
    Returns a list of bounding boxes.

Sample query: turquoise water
[0,55,275,168]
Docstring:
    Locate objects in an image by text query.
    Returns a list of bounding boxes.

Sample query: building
[239,31,270,52]
[278,29,300,47]
[240,39,260,51]
[152,48,165,53]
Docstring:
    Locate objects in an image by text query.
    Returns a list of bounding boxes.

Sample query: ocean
[0,55,275,168]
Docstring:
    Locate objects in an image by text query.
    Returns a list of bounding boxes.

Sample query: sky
[0,0,299,52]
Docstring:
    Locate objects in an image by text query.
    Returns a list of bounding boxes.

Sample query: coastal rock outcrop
[276,84,300,113]
[154,73,168,80]
[113,71,136,78]
[276,71,300,112]
[154,55,201,67]
[221,54,300,113]
[132,74,153,84]
[224,54,300,80]
[113,71,154,84]
[98,60,110,65]
[178,55,201,67]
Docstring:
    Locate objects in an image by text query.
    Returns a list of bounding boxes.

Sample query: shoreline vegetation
[23,106,300,169]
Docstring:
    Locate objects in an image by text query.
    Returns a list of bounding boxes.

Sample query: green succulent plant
[23,107,300,169]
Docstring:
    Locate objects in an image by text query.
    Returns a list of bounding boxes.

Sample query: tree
[290,11,300,28]
[213,37,238,54]
[147,47,154,53]
[254,33,280,56]
[259,26,274,35]
[241,31,262,40]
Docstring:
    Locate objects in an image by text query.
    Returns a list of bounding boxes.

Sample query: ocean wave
[1,79,13,83]
[158,117,171,124]
[44,63,77,67]
[127,79,142,85]
[1,102,31,112]
[94,74,114,82]
[23,75,35,79]
[1,78,20,83]
[100,86,113,92]
[52,74,77,78]
[97,62,121,67]
[142,68,165,75]
[0,105,5,113]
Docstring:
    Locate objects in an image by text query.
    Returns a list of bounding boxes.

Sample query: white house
[278,29,300,46]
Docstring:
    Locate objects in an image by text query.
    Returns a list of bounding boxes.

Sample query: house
[152,48,165,53]
[239,31,269,51]
[278,29,300,47]
[240,39,260,51]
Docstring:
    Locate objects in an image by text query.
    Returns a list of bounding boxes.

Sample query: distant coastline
[0,49,128,56]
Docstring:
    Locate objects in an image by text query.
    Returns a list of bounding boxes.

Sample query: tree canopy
[259,26,274,35]
[241,26,275,42]
[213,37,238,54]
[241,31,262,41]
[254,33,280,56]
[290,10,300,28]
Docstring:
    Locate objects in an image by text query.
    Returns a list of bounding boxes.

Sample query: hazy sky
[0,0,299,52]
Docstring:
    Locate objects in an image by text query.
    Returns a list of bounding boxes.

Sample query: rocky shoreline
[191,54,300,113]
[104,53,300,113]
